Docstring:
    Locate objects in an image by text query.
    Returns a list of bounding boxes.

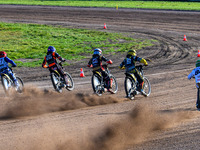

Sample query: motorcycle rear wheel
[51,72,62,93]
[124,76,136,100]
[65,72,74,91]
[15,76,24,93]
[143,77,151,97]
[1,75,11,94]
[110,74,118,94]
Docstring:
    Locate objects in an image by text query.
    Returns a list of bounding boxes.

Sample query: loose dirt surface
[0,5,200,150]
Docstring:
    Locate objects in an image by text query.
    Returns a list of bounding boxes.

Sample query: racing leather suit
[42,52,67,84]
[0,57,17,84]
[188,67,200,109]
[87,54,112,89]
[119,55,148,91]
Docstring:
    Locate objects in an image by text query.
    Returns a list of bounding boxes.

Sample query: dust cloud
[58,104,193,150]
[22,104,193,150]
[0,87,119,119]
[0,88,194,150]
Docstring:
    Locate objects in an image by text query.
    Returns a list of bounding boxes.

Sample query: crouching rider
[42,46,69,87]
[119,50,148,96]
[87,48,113,93]
[0,51,19,88]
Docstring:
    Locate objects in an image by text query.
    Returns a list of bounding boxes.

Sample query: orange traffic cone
[104,23,107,29]
[80,68,85,77]
[183,35,187,41]
[197,50,200,57]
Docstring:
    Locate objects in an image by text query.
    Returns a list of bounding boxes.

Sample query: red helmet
[0,51,7,58]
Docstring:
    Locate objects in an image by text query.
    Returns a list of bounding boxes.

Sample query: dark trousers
[130,68,144,84]
[49,65,68,84]
[197,88,200,108]
[49,65,65,78]
[95,69,111,89]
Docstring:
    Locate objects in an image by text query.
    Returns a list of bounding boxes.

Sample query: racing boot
[139,82,145,95]
[106,79,114,94]
[107,88,114,94]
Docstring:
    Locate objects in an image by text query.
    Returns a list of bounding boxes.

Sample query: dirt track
[0,5,200,150]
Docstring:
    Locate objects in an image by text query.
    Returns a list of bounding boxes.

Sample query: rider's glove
[62,58,66,62]
[119,66,125,69]
[87,64,93,68]
[106,60,113,64]
[42,65,48,68]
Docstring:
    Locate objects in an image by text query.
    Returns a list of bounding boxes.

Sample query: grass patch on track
[0,0,200,11]
[0,22,155,67]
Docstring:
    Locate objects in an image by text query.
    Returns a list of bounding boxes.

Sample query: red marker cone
[183,35,187,41]
[197,50,200,57]
[104,23,107,29]
[80,68,85,77]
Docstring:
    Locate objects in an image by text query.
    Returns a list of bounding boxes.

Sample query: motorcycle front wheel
[91,74,103,96]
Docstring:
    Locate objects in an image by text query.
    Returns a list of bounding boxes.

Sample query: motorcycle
[91,64,118,96]
[1,67,24,95]
[124,65,151,100]
[50,62,74,93]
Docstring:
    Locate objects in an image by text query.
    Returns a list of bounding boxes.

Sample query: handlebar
[102,63,111,69]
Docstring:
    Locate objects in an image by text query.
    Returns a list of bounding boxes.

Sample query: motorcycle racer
[188,60,200,110]
[42,46,69,87]
[119,50,148,95]
[87,48,113,93]
[0,51,19,88]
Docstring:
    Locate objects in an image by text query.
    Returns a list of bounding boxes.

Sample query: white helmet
[94,48,102,55]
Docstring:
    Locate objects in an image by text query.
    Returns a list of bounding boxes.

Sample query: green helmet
[196,60,200,67]
[127,50,136,56]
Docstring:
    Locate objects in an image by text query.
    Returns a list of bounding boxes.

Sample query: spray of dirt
[0,87,119,119]
[54,104,194,150]
[0,87,195,150]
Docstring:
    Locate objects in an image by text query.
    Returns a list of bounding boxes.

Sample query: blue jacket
[0,57,16,71]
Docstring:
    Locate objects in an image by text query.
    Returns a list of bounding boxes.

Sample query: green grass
[0,22,155,67]
[0,0,200,11]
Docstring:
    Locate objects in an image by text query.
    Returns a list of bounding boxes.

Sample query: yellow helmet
[127,50,136,56]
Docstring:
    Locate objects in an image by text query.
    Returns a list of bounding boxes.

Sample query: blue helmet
[48,46,56,53]
[94,48,102,55]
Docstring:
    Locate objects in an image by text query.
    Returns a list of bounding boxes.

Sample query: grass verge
[0,0,200,11]
[0,22,155,67]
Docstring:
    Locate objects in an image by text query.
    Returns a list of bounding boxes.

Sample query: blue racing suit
[119,55,148,85]
[188,66,200,109]
[0,57,17,82]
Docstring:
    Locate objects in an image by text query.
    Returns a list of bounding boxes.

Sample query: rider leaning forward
[119,50,148,96]
[0,51,19,88]
[87,48,114,93]
[42,46,69,87]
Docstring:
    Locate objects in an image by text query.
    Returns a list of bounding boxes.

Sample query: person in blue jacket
[188,60,200,110]
[0,51,19,87]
